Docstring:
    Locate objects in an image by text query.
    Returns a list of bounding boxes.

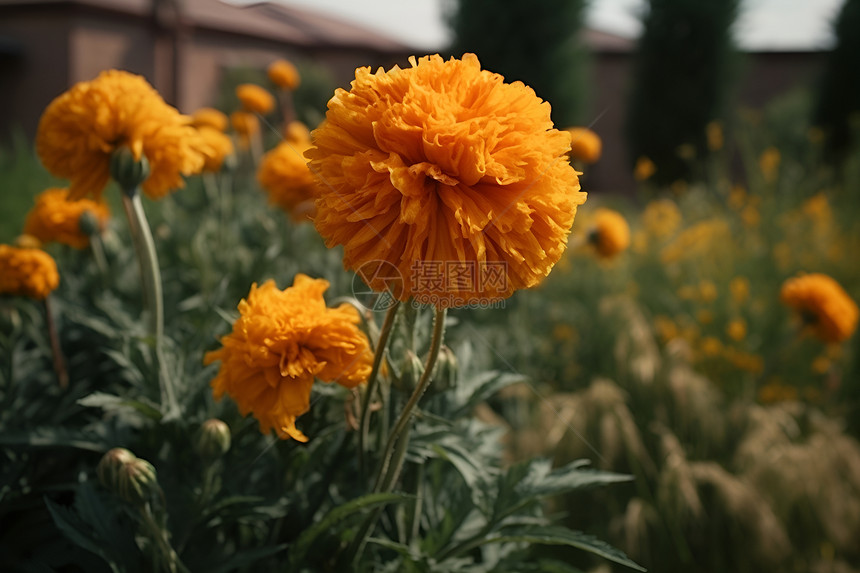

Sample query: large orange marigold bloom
[268,59,301,90]
[36,70,206,201]
[307,54,586,306]
[257,124,317,220]
[0,243,60,300]
[23,188,110,249]
[236,84,275,115]
[204,275,373,441]
[588,208,630,259]
[781,273,858,343]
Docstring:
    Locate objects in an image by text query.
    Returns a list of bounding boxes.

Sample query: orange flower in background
[642,198,681,239]
[634,156,656,181]
[197,126,234,173]
[781,273,858,343]
[566,127,602,164]
[257,124,317,220]
[230,110,259,149]
[706,121,723,151]
[268,59,301,90]
[307,53,586,306]
[587,208,630,259]
[204,275,373,441]
[23,188,110,249]
[192,107,228,132]
[759,147,781,183]
[236,84,275,115]
[36,70,207,200]
[0,242,60,300]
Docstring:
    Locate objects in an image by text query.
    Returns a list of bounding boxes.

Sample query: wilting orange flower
[634,156,656,181]
[192,108,228,132]
[197,127,234,173]
[642,198,681,239]
[781,273,858,343]
[36,70,206,200]
[307,54,586,306]
[204,275,372,441]
[587,208,630,259]
[257,124,317,220]
[566,127,602,164]
[236,84,275,115]
[0,243,60,300]
[268,59,301,90]
[24,188,110,249]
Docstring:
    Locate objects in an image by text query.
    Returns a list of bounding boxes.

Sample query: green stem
[89,234,109,278]
[43,296,68,389]
[121,188,178,417]
[358,301,401,479]
[346,306,447,566]
[139,505,189,573]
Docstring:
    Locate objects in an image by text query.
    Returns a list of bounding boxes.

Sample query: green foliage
[447,0,589,126]
[626,0,739,184]
[814,0,860,160]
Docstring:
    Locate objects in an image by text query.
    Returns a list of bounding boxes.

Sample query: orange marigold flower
[566,127,602,164]
[642,198,681,239]
[236,84,275,115]
[781,273,858,343]
[197,126,235,173]
[307,54,586,306]
[634,156,656,181]
[0,243,60,300]
[706,121,723,151]
[23,188,110,249]
[231,110,259,136]
[192,107,229,132]
[204,275,372,441]
[36,70,206,201]
[759,147,781,183]
[268,59,301,90]
[257,131,317,221]
[726,318,747,342]
[588,208,630,259]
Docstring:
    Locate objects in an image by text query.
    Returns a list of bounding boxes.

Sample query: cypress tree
[626,0,739,185]
[448,0,589,127]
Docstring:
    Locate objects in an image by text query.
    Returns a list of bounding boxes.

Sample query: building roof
[0,0,412,52]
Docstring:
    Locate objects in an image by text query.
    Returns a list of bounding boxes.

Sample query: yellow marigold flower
[230,110,259,139]
[727,185,746,210]
[653,315,678,343]
[197,126,235,173]
[307,54,586,306]
[781,273,859,343]
[257,136,317,221]
[660,218,731,264]
[698,280,718,303]
[634,156,656,181]
[726,318,747,342]
[700,336,722,357]
[36,70,206,201]
[587,208,630,259]
[204,275,373,441]
[759,147,781,183]
[192,107,228,132]
[741,205,760,227]
[565,127,602,164]
[268,59,301,90]
[23,188,110,249]
[706,121,723,151]
[802,193,832,222]
[236,84,275,115]
[642,198,681,239]
[0,243,60,300]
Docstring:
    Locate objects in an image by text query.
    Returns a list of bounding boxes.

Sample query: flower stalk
[43,296,68,389]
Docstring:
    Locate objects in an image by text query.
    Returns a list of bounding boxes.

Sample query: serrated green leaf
[288,492,412,568]
[78,392,163,420]
[484,526,646,571]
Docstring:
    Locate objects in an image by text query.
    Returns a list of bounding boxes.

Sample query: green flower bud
[433,345,458,392]
[195,419,231,459]
[110,146,150,193]
[78,209,102,237]
[97,448,158,506]
[393,350,424,392]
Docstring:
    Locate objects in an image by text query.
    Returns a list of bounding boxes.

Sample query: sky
[271,0,844,52]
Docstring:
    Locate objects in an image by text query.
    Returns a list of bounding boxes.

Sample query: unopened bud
[97,447,158,505]
[78,210,102,237]
[110,146,150,192]
[393,350,424,392]
[195,419,231,459]
[433,345,458,392]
